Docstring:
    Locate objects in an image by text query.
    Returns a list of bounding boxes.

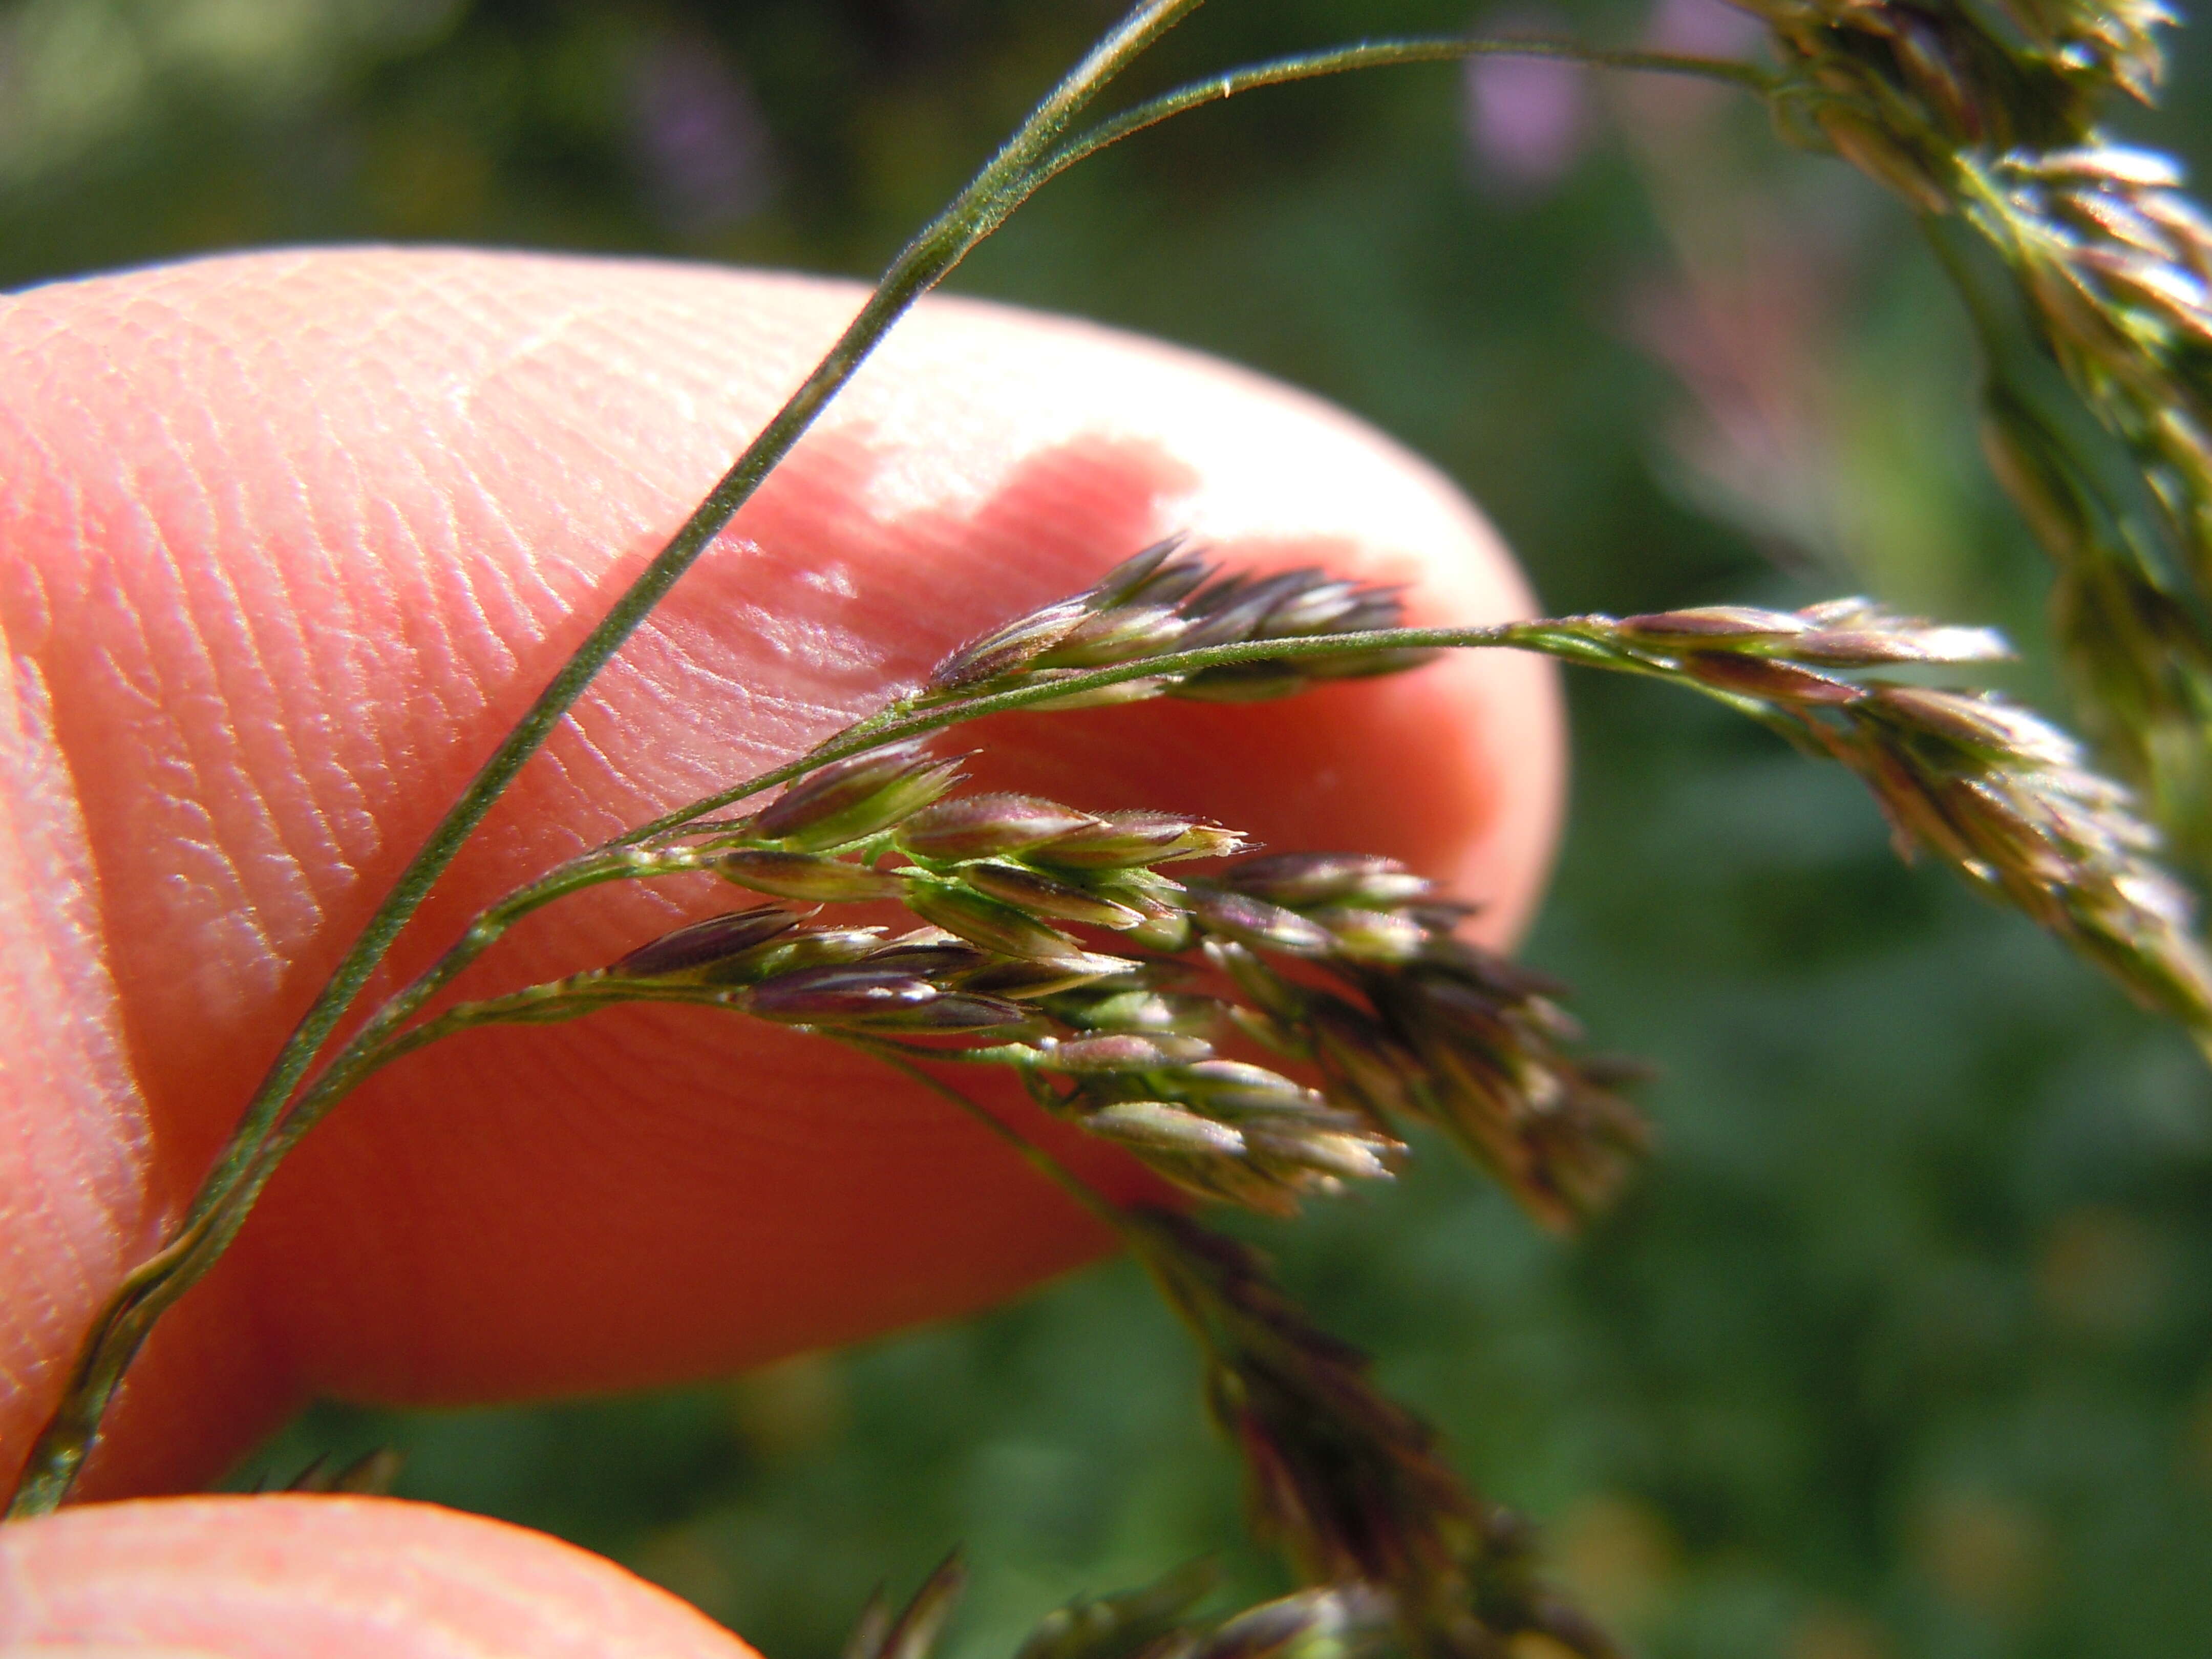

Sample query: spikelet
[924,541,1432,707]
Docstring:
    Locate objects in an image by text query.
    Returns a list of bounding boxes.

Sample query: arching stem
[1034,35,1777,184]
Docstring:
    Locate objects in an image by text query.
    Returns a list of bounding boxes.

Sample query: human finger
[0,1493,759,1656]
[0,248,1563,1498]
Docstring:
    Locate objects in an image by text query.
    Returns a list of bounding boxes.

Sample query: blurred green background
[9,2,2212,1655]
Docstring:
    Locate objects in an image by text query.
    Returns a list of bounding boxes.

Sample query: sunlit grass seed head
[1556,603,2212,1044]
[922,541,1433,707]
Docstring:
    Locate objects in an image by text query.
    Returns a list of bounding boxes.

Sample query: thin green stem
[623,609,1825,836]
[0,845,725,1517]
[843,1042,1233,1358]
[845,1040,1132,1232]
[1035,35,1777,186]
[863,1047,1258,1433]
[335,848,701,1064]
[8,0,1209,1520]
[4,963,768,1518]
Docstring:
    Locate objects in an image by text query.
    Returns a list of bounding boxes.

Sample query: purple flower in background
[1646,0,1763,57]
[1462,11,1589,197]
[1626,0,1766,131]
[627,32,775,233]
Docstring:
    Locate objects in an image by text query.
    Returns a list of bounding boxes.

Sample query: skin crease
[0,248,1563,1650]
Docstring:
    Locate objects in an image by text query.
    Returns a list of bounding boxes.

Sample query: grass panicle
[26,541,2202,1548]
[1745,0,2212,869]
[23,14,2212,1659]
[1194,856,1648,1231]
[424,753,1639,1227]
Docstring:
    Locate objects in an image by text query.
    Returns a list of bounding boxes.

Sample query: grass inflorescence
[26,538,2212,1659]
[1749,0,2212,869]
[308,548,2197,1654]
[25,7,2212,1657]
[923,537,1433,708]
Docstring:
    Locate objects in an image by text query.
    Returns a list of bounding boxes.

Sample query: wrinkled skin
[0,250,1562,1653]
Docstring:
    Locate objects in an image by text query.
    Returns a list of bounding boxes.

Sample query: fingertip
[1,249,1566,1495]
[0,1495,758,1658]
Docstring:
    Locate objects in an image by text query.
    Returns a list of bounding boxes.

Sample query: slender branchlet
[1514,599,2212,1048]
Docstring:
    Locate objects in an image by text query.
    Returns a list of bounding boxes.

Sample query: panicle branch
[1520,599,2212,1046]
[430,694,1646,1231]
[1124,1211,1620,1659]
